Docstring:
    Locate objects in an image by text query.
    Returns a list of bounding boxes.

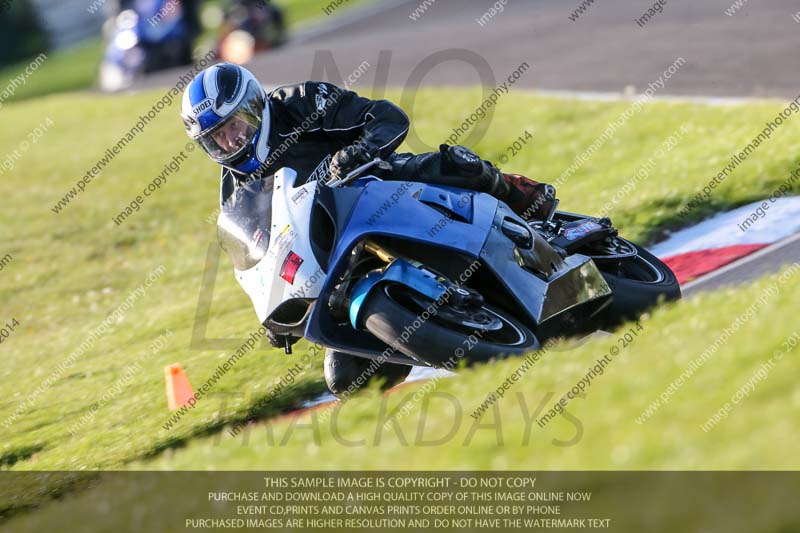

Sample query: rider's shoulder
[268,82,308,104]
[268,81,343,105]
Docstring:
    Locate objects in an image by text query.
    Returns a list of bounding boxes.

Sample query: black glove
[266,328,299,353]
[328,142,379,183]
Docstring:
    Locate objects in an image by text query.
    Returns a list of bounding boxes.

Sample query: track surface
[146,0,800,97]
[145,0,800,292]
[686,233,800,294]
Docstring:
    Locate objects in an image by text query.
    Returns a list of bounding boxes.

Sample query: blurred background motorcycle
[216,0,286,65]
[98,0,200,91]
[97,0,285,91]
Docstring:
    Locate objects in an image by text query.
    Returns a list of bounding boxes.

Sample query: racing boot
[486,168,557,221]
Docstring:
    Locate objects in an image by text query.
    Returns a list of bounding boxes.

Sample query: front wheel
[361,283,539,367]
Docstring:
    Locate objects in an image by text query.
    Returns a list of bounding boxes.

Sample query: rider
[224,0,287,46]
[181,63,556,346]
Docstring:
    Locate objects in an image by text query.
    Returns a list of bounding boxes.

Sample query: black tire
[361,283,539,367]
[598,242,681,327]
[324,349,412,398]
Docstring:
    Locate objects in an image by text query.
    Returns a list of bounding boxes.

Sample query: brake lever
[327,158,388,188]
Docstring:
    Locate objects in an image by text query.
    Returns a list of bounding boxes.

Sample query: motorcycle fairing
[228,168,325,324]
[303,179,611,357]
[484,203,612,324]
[348,259,450,329]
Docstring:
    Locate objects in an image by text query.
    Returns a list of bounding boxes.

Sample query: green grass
[0,40,104,104]
[274,0,373,27]
[134,268,800,470]
[0,87,799,515]
[0,90,328,475]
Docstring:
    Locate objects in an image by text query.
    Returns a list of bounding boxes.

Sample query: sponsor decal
[315,84,330,113]
[291,188,310,205]
[563,221,602,241]
[191,98,213,116]
[279,251,304,284]
[308,154,332,183]
[268,224,296,258]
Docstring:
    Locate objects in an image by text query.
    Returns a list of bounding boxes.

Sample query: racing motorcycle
[99,0,197,92]
[217,160,681,396]
[217,0,287,65]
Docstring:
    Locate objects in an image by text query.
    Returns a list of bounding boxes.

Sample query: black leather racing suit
[220,81,506,205]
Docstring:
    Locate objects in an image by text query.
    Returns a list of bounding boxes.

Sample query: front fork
[329,240,466,330]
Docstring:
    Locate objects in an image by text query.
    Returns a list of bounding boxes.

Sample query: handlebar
[326,158,388,189]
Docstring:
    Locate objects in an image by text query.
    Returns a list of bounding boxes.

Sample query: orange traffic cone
[164,363,195,410]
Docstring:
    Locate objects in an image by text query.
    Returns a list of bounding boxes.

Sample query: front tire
[361,283,539,367]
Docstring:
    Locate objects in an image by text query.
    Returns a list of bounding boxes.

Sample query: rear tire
[361,283,539,367]
[324,349,412,398]
[598,243,681,327]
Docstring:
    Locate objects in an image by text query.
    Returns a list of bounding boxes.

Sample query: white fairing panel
[233,168,325,324]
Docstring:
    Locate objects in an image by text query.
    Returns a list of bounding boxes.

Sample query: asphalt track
[142,0,800,290]
[686,233,800,294]
[146,0,800,97]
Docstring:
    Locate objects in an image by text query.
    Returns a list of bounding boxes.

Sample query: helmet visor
[197,107,259,162]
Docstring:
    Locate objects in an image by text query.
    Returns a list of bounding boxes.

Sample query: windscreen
[217,178,273,271]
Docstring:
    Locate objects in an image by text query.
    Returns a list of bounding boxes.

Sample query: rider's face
[212,116,250,153]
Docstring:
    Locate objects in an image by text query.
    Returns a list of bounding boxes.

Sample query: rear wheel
[361,283,539,367]
[586,238,681,326]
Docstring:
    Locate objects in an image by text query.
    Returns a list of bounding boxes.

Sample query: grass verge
[0,86,798,510]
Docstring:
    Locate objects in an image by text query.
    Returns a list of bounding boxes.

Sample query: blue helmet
[181,63,271,174]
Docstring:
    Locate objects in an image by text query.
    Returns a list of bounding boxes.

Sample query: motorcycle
[217,0,287,65]
[99,0,197,92]
[217,160,681,396]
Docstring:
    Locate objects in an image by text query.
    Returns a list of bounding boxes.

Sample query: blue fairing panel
[348,259,450,329]
[302,179,610,357]
[336,181,496,259]
[303,181,497,351]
